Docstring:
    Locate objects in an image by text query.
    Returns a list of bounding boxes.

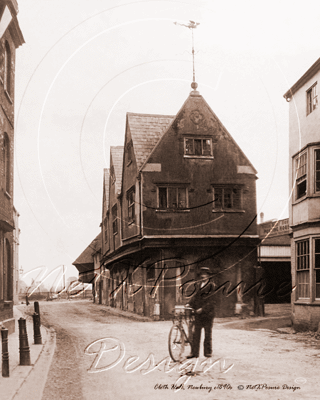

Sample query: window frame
[315,149,320,193]
[103,216,108,244]
[3,133,10,194]
[306,82,318,115]
[184,137,213,158]
[112,205,118,236]
[296,239,310,300]
[127,187,135,224]
[157,186,189,211]
[295,151,307,200]
[314,238,320,300]
[4,41,11,95]
[212,185,243,211]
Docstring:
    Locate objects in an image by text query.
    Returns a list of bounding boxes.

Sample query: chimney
[260,212,264,224]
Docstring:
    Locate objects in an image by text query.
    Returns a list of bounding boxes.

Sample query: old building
[284,57,320,330]
[95,83,261,319]
[0,0,24,333]
[73,232,101,300]
[258,216,291,304]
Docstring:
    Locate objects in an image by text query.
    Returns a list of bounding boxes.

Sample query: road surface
[30,300,320,400]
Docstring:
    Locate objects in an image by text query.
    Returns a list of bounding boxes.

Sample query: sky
[13,0,320,283]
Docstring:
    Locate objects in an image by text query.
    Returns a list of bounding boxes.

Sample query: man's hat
[199,266,211,274]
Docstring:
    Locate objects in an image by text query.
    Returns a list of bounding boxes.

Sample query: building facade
[0,0,24,333]
[90,85,261,320]
[284,57,320,330]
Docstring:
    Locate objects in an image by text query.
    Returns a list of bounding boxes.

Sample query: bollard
[1,327,9,377]
[18,318,31,366]
[34,301,40,325]
[32,313,42,345]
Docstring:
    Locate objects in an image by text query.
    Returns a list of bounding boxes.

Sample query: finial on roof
[174,20,200,93]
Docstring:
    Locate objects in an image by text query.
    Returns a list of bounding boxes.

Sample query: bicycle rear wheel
[168,325,185,362]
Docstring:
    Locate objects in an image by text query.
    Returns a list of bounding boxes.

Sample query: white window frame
[307,82,318,115]
[295,151,307,200]
[296,239,310,300]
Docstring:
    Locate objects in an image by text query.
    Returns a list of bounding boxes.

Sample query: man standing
[188,266,215,358]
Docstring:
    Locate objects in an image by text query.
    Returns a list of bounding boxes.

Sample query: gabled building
[99,84,261,319]
[0,0,24,333]
[284,57,320,330]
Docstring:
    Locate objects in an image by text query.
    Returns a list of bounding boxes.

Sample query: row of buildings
[70,49,320,330]
[0,0,23,333]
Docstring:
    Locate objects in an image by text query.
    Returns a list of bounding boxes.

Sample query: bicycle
[168,305,195,362]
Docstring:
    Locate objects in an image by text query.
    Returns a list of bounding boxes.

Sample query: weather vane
[174,20,200,90]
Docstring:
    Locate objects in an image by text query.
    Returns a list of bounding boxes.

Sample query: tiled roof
[110,146,124,195]
[73,232,102,268]
[127,113,175,170]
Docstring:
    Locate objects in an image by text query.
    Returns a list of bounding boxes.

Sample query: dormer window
[307,83,317,115]
[184,137,213,157]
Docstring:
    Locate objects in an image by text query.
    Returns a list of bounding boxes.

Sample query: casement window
[104,217,108,243]
[127,187,135,224]
[315,239,320,299]
[295,152,307,199]
[184,137,212,157]
[307,83,318,115]
[296,240,310,299]
[126,140,133,166]
[158,186,188,210]
[112,205,118,235]
[3,133,10,194]
[315,149,320,192]
[4,42,11,95]
[212,186,242,210]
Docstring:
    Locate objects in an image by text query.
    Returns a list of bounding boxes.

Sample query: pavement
[0,302,291,400]
[0,304,56,400]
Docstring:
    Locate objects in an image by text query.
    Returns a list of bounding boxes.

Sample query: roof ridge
[127,112,175,118]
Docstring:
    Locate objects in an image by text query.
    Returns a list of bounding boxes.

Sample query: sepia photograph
[0,0,320,399]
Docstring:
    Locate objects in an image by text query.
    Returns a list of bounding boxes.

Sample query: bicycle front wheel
[168,325,185,362]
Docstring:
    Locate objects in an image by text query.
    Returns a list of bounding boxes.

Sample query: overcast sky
[14,0,320,282]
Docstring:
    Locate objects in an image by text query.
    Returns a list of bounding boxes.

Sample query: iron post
[18,317,30,365]
[1,327,9,377]
[32,313,42,344]
[34,301,40,324]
